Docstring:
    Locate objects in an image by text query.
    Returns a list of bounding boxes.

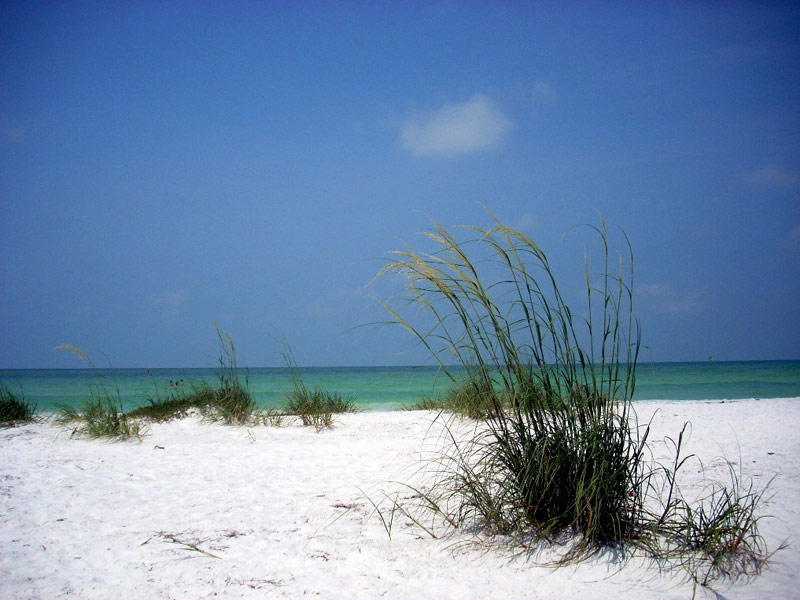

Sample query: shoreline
[1,398,798,599]
[17,395,800,418]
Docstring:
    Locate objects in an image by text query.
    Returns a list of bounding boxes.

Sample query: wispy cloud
[400,94,512,157]
[742,164,799,189]
[638,283,708,314]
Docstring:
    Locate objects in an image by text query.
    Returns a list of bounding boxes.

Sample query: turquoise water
[1,361,798,414]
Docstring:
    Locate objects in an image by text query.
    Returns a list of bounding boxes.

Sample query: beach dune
[1,398,798,599]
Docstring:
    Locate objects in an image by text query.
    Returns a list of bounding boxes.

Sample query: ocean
[1,360,798,414]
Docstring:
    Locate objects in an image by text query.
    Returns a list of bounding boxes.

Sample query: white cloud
[742,164,799,189]
[400,94,512,157]
[638,283,707,314]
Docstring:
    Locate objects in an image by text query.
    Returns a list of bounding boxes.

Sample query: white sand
[1,398,798,599]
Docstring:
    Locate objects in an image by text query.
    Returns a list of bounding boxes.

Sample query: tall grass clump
[54,346,146,440]
[201,325,256,425]
[380,216,643,556]
[0,383,36,426]
[278,338,358,430]
[378,214,771,584]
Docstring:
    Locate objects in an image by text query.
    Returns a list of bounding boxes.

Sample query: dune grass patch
[377,213,772,588]
[403,396,447,411]
[285,387,358,430]
[127,326,258,425]
[202,325,257,425]
[278,338,358,430]
[54,345,147,440]
[408,372,508,419]
[126,386,216,422]
[0,383,36,426]
[56,394,146,440]
[54,327,260,435]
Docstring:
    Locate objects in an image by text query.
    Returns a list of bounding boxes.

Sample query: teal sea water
[2,361,799,414]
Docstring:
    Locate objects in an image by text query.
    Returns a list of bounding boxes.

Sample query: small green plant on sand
[0,383,36,426]
[378,213,772,588]
[255,408,286,427]
[54,346,146,440]
[648,436,780,588]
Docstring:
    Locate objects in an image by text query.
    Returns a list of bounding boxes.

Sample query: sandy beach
[1,398,798,599]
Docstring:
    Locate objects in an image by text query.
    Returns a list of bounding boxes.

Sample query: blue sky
[1,1,798,368]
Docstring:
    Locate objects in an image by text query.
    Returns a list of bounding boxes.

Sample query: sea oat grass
[54,345,146,440]
[278,336,358,430]
[660,463,774,587]
[285,387,357,430]
[203,325,256,425]
[57,396,147,440]
[377,213,772,586]
[0,383,36,426]
[127,329,255,425]
[439,373,503,419]
[127,387,215,422]
[207,383,256,425]
[379,215,644,556]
